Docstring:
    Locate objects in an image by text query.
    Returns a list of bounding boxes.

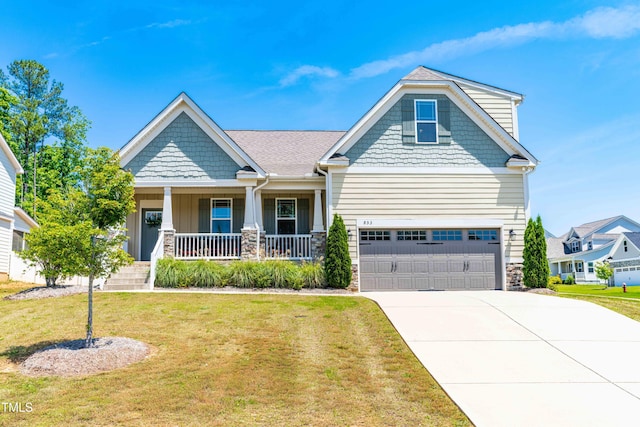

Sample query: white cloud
[145,19,192,30]
[279,65,340,87]
[279,5,640,84]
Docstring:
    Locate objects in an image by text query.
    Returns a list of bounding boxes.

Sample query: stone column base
[506,262,523,290]
[310,231,326,261]
[162,229,175,257]
[348,263,359,292]
[241,228,259,260]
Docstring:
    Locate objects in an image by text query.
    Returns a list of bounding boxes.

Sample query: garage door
[614,265,640,286]
[359,229,501,291]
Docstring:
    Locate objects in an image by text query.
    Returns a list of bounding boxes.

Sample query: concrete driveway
[366,291,640,427]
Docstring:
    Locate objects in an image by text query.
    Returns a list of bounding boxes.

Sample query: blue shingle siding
[125,112,241,180]
[345,94,510,167]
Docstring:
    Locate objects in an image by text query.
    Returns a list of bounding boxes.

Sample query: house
[609,232,640,286]
[0,132,24,280]
[547,216,640,283]
[119,66,538,291]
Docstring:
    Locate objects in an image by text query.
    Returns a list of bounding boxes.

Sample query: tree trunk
[84,273,94,348]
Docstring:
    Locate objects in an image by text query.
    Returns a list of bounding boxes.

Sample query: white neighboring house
[609,232,640,286]
[0,132,24,280]
[547,216,640,283]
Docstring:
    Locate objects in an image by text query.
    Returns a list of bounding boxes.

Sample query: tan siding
[331,173,526,261]
[458,84,515,137]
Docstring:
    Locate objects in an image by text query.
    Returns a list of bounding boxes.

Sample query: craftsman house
[119,66,538,291]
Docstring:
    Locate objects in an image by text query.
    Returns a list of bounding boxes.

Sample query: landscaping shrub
[325,214,352,288]
[563,275,575,285]
[548,276,562,286]
[227,260,257,288]
[523,215,550,288]
[300,261,325,288]
[156,258,189,287]
[190,259,225,287]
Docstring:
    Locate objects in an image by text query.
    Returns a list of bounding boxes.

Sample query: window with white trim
[570,241,581,253]
[12,230,25,252]
[211,199,232,233]
[276,199,296,235]
[588,262,594,273]
[415,100,438,144]
[576,262,583,273]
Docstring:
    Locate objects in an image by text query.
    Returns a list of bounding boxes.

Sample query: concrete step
[105,264,151,291]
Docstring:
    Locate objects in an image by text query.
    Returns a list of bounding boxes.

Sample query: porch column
[243,186,255,229]
[161,186,174,257]
[255,190,263,231]
[161,187,174,231]
[312,189,324,232]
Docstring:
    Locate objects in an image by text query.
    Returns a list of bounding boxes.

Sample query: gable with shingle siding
[123,112,242,181]
[344,94,510,167]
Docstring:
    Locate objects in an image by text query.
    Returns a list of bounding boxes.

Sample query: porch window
[415,100,438,144]
[276,199,296,235]
[211,199,232,233]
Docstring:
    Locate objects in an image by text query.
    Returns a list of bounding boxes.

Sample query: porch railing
[175,233,242,260]
[265,234,311,260]
[149,230,165,290]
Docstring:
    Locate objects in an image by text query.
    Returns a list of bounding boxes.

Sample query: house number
[362,220,374,226]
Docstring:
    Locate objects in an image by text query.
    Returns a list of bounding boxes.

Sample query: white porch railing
[265,234,312,260]
[175,233,242,260]
[149,230,165,290]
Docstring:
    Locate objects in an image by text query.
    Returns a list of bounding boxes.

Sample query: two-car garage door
[359,228,502,291]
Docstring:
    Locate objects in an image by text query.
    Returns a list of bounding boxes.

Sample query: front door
[141,209,162,261]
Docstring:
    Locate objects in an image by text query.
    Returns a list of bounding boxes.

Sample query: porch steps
[104,262,150,291]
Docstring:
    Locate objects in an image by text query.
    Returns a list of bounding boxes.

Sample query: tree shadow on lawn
[0,339,74,364]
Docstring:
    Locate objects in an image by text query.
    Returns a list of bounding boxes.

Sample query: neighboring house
[0,132,24,281]
[120,66,538,291]
[609,232,640,286]
[547,216,640,283]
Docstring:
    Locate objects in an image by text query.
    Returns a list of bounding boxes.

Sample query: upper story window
[570,241,581,253]
[415,100,438,144]
[587,241,593,250]
[211,199,232,233]
[624,240,628,252]
[276,199,296,235]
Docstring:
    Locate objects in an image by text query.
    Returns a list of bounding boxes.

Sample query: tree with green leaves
[595,261,613,287]
[0,59,89,217]
[325,214,352,289]
[21,147,135,347]
[523,215,550,288]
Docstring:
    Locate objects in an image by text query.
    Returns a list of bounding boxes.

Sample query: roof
[622,232,640,249]
[546,237,566,259]
[569,215,633,239]
[226,130,345,176]
[0,132,23,174]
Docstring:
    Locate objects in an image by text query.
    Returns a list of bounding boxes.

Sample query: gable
[611,234,640,260]
[344,93,510,168]
[123,112,243,181]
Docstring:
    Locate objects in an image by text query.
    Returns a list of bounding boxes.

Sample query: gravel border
[3,285,88,300]
[19,337,150,377]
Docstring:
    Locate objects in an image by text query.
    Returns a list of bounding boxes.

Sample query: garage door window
[468,230,498,241]
[397,230,427,241]
[360,230,390,241]
[433,230,462,241]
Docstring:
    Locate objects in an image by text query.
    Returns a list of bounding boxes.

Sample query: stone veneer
[310,231,326,261]
[506,262,523,290]
[241,228,259,260]
[163,229,175,257]
[349,264,359,292]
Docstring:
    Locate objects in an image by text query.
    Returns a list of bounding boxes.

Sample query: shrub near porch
[155,259,329,289]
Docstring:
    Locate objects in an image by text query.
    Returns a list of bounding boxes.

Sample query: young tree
[522,215,550,288]
[0,60,90,217]
[20,148,135,347]
[325,214,352,288]
[595,261,613,287]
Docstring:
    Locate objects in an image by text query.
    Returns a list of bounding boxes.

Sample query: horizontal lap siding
[332,173,526,261]
[458,85,514,137]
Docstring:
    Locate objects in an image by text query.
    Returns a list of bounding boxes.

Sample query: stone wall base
[241,228,259,260]
[506,262,523,290]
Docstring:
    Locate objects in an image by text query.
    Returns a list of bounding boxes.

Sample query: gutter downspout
[252,174,270,260]
[315,165,329,229]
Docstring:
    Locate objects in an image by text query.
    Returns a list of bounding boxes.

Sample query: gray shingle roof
[226,130,345,176]
[546,237,567,259]
[623,232,640,249]
[571,216,624,238]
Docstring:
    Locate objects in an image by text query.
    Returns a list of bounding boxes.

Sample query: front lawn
[557,284,640,322]
[0,282,470,426]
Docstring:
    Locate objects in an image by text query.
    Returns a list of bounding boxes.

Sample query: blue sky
[2,1,640,235]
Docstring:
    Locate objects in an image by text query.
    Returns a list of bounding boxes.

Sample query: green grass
[557,284,640,322]
[0,282,470,426]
